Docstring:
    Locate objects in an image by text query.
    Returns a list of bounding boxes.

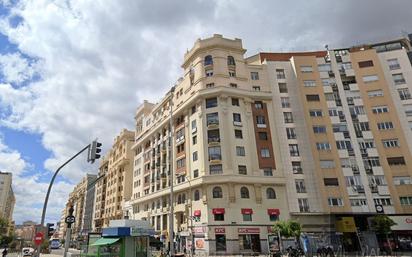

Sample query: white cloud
[0,0,411,223]
[0,134,27,175]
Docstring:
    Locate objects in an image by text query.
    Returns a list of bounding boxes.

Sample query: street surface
[6,248,81,257]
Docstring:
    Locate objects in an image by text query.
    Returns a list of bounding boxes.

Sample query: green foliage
[273,219,302,239]
[371,215,396,235]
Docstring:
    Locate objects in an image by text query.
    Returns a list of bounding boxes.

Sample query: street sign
[65,215,76,224]
[375,204,384,213]
[34,232,44,246]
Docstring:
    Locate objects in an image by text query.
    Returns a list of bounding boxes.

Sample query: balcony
[389,64,401,70]
[208,137,220,145]
[209,154,222,162]
[207,120,219,128]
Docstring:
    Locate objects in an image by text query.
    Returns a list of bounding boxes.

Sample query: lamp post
[168,86,175,256]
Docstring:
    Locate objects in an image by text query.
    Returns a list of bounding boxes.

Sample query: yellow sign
[336,217,356,232]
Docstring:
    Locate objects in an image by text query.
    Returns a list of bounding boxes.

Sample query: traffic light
[47,223,54,238]
[88,140,102,163]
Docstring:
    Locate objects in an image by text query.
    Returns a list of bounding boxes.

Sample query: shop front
[238,227,261,253]
[390,215,412,252]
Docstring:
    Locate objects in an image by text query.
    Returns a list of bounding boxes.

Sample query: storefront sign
[390,216,412,231]
[336,217,356,233]
[241,208,253,214]
[267,209,280,216]
[238,228,260,234]
[192,226,206,234]
[215,228,225,234]
[212,208,225,214]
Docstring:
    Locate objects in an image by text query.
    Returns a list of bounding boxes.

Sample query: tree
[273,219,302,247]
[371,215,396,254]
[0,217,10,246]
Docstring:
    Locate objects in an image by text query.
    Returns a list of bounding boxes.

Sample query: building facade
[0,171,15,234]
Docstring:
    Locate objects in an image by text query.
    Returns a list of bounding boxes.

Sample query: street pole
[168,86,175,256]
[36,144,91,257]
[63,227,72,257]
[186,176,193,257]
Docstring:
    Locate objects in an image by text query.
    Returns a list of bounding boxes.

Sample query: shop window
[216,234,227,252]
[239,234,261,252]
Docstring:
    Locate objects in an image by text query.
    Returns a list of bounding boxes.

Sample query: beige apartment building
[126,35,289,255]
[94,129,134,228]
[0,171,15,234]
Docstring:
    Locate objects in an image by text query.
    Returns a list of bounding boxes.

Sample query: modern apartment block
[126,35,289,255]
[94,129,135,228]
[62,173,97,240]
[0,171,15,234]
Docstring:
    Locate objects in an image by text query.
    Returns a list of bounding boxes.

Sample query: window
[191,105,197,115]
[230,83,237,88]
[382,138,400,148]
[276,69,286,79]
[206,112,219,125]
[303,80,316,87]
[367,90,384,97]
[393,176,411,185]
[295,180,306,193]
[318,64,332,72]
[240,187,250,198]
[292,162,302,174]
[400,196,412,206]
[387,58,400,70]
[372,106,389,114]
[364,157,381,167]
[300,65,313,73]
[192,120,197,132]
[286,128,297,139]
[227,55,235,66]
[208,146,221,160]
[313,125,326,134]
[324,178,339,186]
[306,94,320,101]
[374,198,392,206]
[309,109,323,117]
[266,188,276,199]
[316,142,331,150]
[235,129,243,139]
[193,151,198,161]
[398,88,411,100]
[349,106,365,115]
[192,136,197,145]
[236,146,246,156]
[206,98,218,108]
[216,234,227,252]
[232,98,240,106]
[393,73,406,85]
[278,83,287,93]
[298,198,310,212]
[264,168,273,176]
[206,83,215,88]
[204,55,213,65]
[238,165,247,175]
[233,113,242,123]
[260,148,270,158]
[205,69,213,77]
[214,213,224,221]
[336,140,352,150]
[281,97,290,108]
[258,132,268,140]
[213,187,223,198]
[254,101,263,109]
[328,109,339,116]
[193,169,199,178]
[256,115,266,125]
[251,72,259,80]
[358,60,374,68]
[377,121,394,130]
[252,86,261,91]
[289,144,300,156]
[210,164,223,175]
[387,157,406,166]
[328,197,344,206]
[362,75,379,83]
[243,213,252,221]
[283,112,294,123]
[269,213,279,222]
[320,160,335,169]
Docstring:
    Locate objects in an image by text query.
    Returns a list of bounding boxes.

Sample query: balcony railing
[208,137,220,144]
[209,154,222,161]
[207,120,219,126]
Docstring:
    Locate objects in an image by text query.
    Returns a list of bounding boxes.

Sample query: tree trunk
[386,234,392,256]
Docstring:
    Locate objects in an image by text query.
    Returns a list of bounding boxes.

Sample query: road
[7,248,81,257]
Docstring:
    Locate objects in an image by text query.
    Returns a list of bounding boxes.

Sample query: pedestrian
[2,247,7,257]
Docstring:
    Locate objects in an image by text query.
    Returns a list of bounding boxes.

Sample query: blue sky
[0,0,412,225]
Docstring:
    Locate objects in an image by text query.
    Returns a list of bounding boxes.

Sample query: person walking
[2,247,7,257]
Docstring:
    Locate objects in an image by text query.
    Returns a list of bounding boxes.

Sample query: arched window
[204,55,213,66]
[182,193,186,203]
[194,190,200,201]
[240,187,250,198]
[227,56,235,66]
[213,186,223,198]
[177,194,182,204]
[266,188,276,199]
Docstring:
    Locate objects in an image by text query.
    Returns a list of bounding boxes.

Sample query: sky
[0,0,411,225]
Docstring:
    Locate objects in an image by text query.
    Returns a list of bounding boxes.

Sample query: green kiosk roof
[91,237,120,246]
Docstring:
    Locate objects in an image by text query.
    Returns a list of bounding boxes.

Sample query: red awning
[194,210,201,217]
[267,208,280,216]
[212,208,225,214]
[241,208,253,215]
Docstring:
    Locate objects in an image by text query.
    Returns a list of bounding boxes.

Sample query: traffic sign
[34,232,44,246]
[65,215,76,224]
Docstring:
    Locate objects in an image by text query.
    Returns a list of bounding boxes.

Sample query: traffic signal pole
[36,143,92,257]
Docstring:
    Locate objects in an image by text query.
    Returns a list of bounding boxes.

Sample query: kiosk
[81,220,155,257]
